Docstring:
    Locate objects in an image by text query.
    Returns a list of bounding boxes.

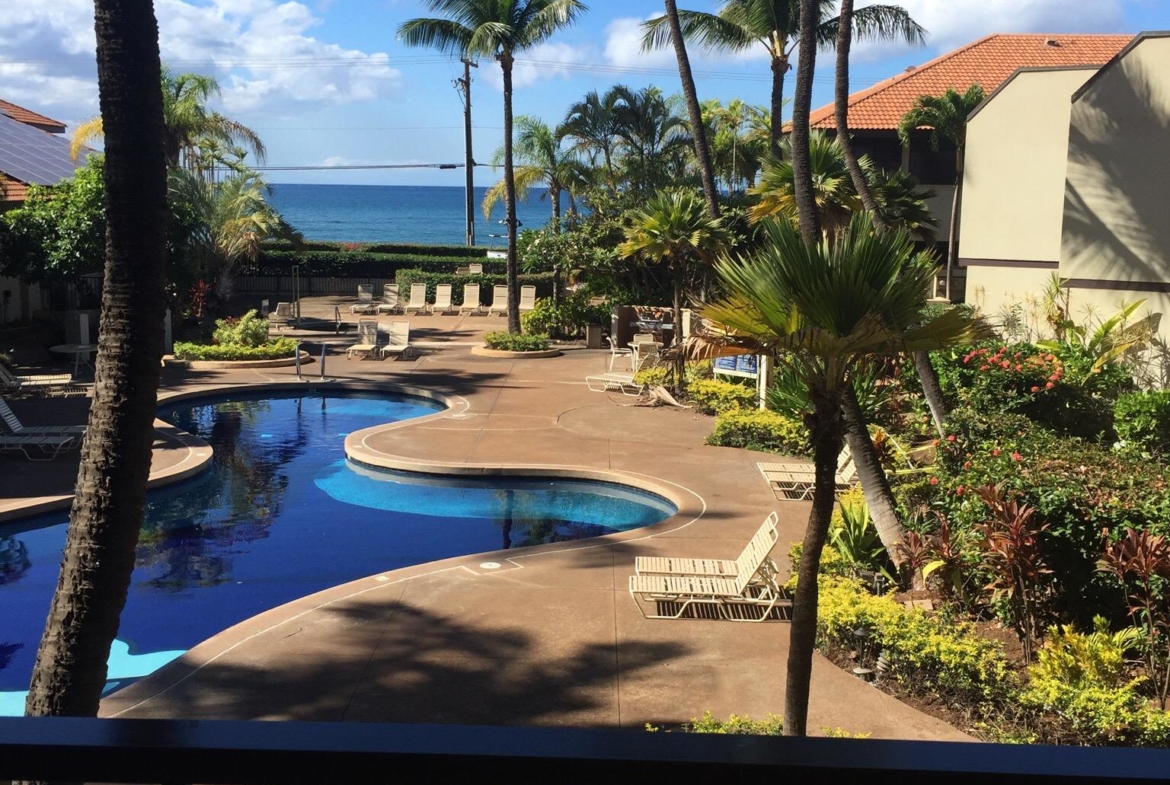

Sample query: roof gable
[0,99,67,134]
[811,33,1134,131]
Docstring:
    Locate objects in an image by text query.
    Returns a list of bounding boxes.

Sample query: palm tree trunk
[785,385,843,736]
[914,350,948,438]
[790,0,821,242]
[501,54,521,334]
[834,0,884,223]
[770,54,787,160]
[552,185,561,231]
[945,148,964,302]
[672,259,685,394]
[840,384,905,565]
[663,0,720,219]
[25,0,169,717]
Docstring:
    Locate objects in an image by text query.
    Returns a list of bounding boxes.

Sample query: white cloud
[481,41,588,91]
[0,0,400,123]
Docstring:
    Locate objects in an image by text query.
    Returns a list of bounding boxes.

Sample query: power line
[240,162,494,171]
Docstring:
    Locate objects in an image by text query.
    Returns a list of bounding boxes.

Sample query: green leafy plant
[706,409,809,456]
[520,291,610,339]
[689,378,757,415]
[173,337,297,361]
[1115,390,1170,457]
[483,332,549,352]
[829,488,894,581]
[212,309,269,348]
[634,364,674,388]
[1036,291,1159,377]
[684,711,784,735]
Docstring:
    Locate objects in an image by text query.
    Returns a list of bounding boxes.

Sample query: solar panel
[0,114,87,187]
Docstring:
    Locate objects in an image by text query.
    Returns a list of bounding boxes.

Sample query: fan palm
[642,0,924,157]
[399,0,587,334]
[70,68,266,177]
[696,213,987,735]
[898,84,986,302]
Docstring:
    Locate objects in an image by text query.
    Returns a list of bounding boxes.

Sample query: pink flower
[993,448,1001,457]
[1049,374,1060,382]
[947,435,956,442]
[929,476,939,486]
[1030,386,1040,393]
[1012,452,1023,462]
[980,364,990,371]
[1046,381,1055,389]
[956,485,965,495]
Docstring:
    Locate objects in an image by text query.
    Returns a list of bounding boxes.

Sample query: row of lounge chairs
[351,283,536,317]
[0,365,77,396]
[346,320,415,360]
[0,398,85,460]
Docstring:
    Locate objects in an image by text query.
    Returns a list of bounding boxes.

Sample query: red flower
[947,434,956,442]
[1030,386,1040,393]
[1049,374,1060,382]
[980,364,990,371]
[956,485,965,495]
[1001,361,1011,370]
[929,476,939,486]
[1045,381,1055,389]
[993,448,1001,457]
[963,461,972,470]
[1012,452,1023,462]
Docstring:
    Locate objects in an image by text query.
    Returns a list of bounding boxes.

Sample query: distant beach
[268,183,553,245]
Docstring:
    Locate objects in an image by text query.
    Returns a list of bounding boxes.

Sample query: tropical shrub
[173,338,298,361]
[483,332,549,352]
[396,269,554,305]
[829,488,895,580]
[634,365,674,388]
[689,378,756,415]
[683,711,784,735]
[520,292,610,339]
[1115,390,1170,457]
[706,409,809,456]
[212,310,269,348]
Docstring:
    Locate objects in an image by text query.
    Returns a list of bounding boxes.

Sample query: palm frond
[397,17,474,55]
[642,9,756,53]
[519,0,588,48]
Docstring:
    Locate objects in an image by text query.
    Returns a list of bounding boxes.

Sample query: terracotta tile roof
[0,99,66,134]
[0,173,29,204]
[811,33,1134,130]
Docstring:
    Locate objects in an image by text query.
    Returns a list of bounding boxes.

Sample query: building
[961,32,1170,379]
[810,33,1132,293]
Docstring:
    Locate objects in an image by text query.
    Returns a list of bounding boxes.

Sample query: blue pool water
[0,391,675,715]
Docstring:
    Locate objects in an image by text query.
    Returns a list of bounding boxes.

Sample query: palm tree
[25,0,170,717]
[619,190,731,390]
[697,213,985,735]
[643,0,923,159]
[559,88,623,182]
[71,68,266,178]
[399,0,587,334]
[704,99,769,193]
[482,116,586,230]
[659,0,721,218]
[612,86,693,195]
[898,84,986,302]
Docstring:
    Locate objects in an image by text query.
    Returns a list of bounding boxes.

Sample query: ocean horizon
[269,183,554,246]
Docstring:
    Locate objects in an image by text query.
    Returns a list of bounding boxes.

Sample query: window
[851,133,903,173]
[907,133,958,184]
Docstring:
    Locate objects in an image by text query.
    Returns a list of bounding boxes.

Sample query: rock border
[163,350,313,370]
[470,346,562,359]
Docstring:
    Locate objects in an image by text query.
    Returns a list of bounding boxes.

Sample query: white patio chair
[380,321,416,360]
[758,460,859,501]
[377,284,402,314]
[0,398,85,437]
[403,283,430,315]
[468,262,483,274]
[0,365,74,393]
[346,319,381,360]
[0,432,80,461]
[487,285,508,317]
[634,512,780,582]
[460,283,483,315]
[518,285,537,314]
[350,284,377,314]
[433,284,455,315]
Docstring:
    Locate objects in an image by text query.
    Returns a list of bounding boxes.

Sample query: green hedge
[690,378,757,415]
[484,332,550,351]
[261,240,489,257]
[241,250,507,278]
[1115,390,1170,457]
[173,338,298,361]
[395,269,554,306]
[706,409,809,455]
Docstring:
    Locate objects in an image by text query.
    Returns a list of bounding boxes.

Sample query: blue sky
[2,0,1165,186]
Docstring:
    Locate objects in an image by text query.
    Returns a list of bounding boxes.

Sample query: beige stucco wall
[1061,36,1170,284]
[961,68,1098,263]
[965,265,1056,331]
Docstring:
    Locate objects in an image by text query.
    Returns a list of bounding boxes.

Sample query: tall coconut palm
[660,0,721,218]
[898,84,986,303]
[643,0,923,159]
[25,0,170,717]
[620,190,731,390]
[71,68,266,178]
[482,115,586,230]
[697,213,986,735]
[399,0,587,334]
[559,88,623,182]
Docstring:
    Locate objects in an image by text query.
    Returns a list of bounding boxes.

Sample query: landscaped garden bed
[471,331,561,359]
[169,310,305,368]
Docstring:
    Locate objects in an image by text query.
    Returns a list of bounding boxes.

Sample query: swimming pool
[0,389,676,715]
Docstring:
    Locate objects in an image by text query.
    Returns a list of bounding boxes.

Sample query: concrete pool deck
[1,323,970,740]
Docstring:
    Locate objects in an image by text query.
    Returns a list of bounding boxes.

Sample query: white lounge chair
[433,284,455,315]
[468,263,483,274]
[380,321,416,360]
[346,319,381,359]
[758,459,859,501]
[0,365,75,394]
[350,284,377,314]
[0,399,85,437]
[403,283,430,315]
[585,348,652,397]
[487,285,508,317]
[460,284,483,315]
[758,447,852,477]
[377,284,402,314]
[518,285,537,314]
[635,512,779,581]
[456,265,471,276]
[0,432,80,461]
[268,302,293,330]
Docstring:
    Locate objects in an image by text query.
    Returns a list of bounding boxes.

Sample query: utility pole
[455,58,478,247]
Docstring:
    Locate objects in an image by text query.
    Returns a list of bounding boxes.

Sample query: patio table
[49,343,97,378]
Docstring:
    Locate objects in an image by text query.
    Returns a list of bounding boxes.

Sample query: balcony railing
[1,717,1168,784]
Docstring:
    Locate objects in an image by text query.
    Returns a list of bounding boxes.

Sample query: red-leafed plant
[894,529,932,589]
[187,279,212,319]
[924,514,976,608]
[975,481,1052,662]
[1098,528,1170,708]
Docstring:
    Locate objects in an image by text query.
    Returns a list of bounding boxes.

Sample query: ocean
[268,183,554,245]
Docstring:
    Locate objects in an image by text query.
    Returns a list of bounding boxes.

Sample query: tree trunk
[840,384,905,565]
[945,146,964,302]
[25,0,169,717]
[784,385,843,736]
[552,185,561,231]
[914,350,949,438]
[663,0,720,219]
[672,260,685,394]
[770,54,787,160]
[501,54,521,333]
[790,0,821,243]
[834,0,884,224]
